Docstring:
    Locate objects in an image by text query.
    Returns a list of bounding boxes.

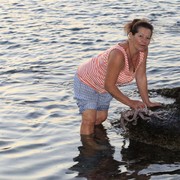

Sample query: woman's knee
[82,110,97,125]
[81,110,97,135]
[95,111,108,125]
[81,109,108,125]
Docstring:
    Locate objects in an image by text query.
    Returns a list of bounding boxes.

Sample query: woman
[74,19,162,136]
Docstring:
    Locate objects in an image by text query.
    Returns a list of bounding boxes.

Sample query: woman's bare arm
[135,51,162,107]
[105,49,146,109]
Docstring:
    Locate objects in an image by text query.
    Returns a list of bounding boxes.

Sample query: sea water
[0,0,179,179]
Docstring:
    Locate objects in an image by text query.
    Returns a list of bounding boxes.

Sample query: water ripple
[0,0,179,179]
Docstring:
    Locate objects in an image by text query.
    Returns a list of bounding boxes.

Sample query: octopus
[120,106,163,131]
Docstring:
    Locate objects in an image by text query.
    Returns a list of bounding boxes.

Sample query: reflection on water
[121,140,180,179]
[70,125,121,179]
[70,125,180,179]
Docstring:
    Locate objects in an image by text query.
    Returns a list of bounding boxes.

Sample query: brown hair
[124,19,154,36]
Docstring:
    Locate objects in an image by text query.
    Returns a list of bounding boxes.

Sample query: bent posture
[74,19,161,137]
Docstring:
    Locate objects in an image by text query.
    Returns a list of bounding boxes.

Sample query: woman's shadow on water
[69,124,122,179]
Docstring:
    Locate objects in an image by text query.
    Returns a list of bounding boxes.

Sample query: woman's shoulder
[111,42,129,60]
[109,42,128,55]
[108,43,127,64]
[117,41,128,49]
[139,49,148,61]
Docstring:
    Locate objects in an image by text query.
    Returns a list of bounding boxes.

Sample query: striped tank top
[77,44,145,93]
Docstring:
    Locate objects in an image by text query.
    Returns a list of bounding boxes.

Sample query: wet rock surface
[114,87,180,151]
[151,87,180,104]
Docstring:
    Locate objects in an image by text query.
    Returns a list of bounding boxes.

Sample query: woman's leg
[73,74,111,135]
[80,109,108,150]
[80,109,108,135]
[95,110,108,125]
[80,109,97,135]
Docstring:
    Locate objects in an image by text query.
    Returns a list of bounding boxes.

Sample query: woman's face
[131,27,152,52]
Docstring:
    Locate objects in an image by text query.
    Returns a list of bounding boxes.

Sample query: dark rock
[150,87,180,104]
[119,87,180,151]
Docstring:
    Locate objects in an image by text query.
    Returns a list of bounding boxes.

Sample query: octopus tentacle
[120,107,164,131]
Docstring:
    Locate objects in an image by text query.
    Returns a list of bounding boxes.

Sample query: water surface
[0,0,180,179]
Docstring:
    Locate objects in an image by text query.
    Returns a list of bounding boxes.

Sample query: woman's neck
[127,41,139,72]
[127,40,138,57]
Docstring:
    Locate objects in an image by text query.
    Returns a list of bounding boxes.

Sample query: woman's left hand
[146,101,163,108]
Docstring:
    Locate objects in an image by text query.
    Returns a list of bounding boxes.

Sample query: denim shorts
[73,74,113,114]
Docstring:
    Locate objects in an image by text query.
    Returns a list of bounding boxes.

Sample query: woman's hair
[124,19,154,36]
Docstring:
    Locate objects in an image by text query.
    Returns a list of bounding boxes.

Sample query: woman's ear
[128,32,133,40]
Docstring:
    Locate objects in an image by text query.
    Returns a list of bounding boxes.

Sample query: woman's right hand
[129,100,146,110]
